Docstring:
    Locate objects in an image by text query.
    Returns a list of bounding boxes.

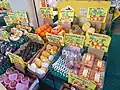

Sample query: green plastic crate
[49,47,68,81]
[0,59,13,75]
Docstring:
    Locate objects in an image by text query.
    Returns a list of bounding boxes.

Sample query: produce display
[79,66,91,80]
[15,41,44,62]
[28,43,59,78]
[82,53,94,68]
[52,46,83,78]
[0,40,17,65]
[0,67,35,90]
[90,70,104,86]
[35,24,65,39]
[93,59,105,72]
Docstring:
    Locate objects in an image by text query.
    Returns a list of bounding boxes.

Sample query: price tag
[39,7,54,19]
[16,11,29,24]
[8,53,25,68]
[46,32,64,46]
[87,8,108,23]
[64,33,85,48]
[59,9,74,22]
[68,73,96,90]
[85,33,111,52]
[26,33,44,44]
[80,8,88,16]
[0,31,9,41]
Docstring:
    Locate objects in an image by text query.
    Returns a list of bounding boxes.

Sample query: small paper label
[94,72,100,82]
[82,68,88,77]
[97,60,102,68]
[80,8,87,15]
[86,55,90,61]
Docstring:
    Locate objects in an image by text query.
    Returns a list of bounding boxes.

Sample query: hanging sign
[0,31,10,41]
[59,6,74,22]
[46,32,64,46]
[87,8,108,23]
[26,33,44,44]
[85,33,111,52]
[64,33,85,48]
[8,52,25,68]
[39,7,54,19]
[68,73,96,90]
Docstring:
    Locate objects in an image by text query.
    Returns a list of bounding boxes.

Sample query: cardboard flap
[88,48,104,59]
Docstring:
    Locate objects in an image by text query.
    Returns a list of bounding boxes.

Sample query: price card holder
[39,7,54,19]
[68,73,96,90]
[59,6,74,22]
[26,33,44,44]
[46,32,64,46]
[64,33,85,48]
[85,33,111,52]
[8,53,25,69]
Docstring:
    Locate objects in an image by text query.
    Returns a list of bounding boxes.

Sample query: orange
[44,23,49,28]
[42,25,47,30]
[46,28,51,33]
[35,28,41,35]
[40,32,45,37]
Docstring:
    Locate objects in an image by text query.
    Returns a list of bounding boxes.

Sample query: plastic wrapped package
[90,70,104,86]
[82,53,94,67]
[93,59,105,72]
[79,66,91,80]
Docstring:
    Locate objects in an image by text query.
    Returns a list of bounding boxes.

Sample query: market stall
[0,0,119,90]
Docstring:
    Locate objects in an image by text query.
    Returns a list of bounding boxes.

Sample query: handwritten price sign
[39,7,54,19]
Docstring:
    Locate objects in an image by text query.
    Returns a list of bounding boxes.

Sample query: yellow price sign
[64,33,85,48]
[8,53,25,68]
[26,33,44,44]
[59,9,74,22]
[39,7,54,19]
[85,33,111,52]
[68,73,96,90]
[46,32,64,46]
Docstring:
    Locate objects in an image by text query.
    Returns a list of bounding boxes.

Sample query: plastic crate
[0,59,13,75]
[49,47,68,81]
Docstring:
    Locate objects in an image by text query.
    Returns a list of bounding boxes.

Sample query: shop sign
[87,8,108,23]
[64,33,85,48]
[0,31,9,41]
[46,32,64,46]
[85,33,111,52]
[68,73,96,90]
[26,33,44,44]
[59,6,74,22]
[39,7,54,19]
[8,52,25,68]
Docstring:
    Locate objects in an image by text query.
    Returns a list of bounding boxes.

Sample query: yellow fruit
[35,59,42,68]
[52,46,58,51]
[51,50,57,55]
[40,55,49,62]
[42,51,50,57]
[46,44,52,52]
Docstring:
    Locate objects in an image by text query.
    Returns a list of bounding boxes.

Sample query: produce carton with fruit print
[27,42,60,78]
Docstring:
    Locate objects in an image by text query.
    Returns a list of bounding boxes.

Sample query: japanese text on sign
[39,7,54,19]
[64,33,85,48]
